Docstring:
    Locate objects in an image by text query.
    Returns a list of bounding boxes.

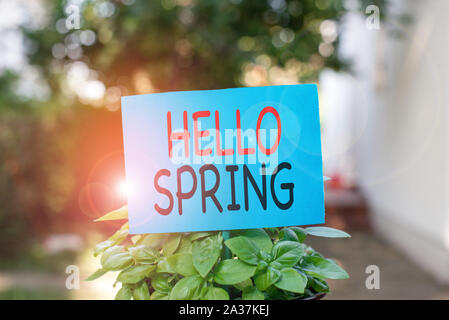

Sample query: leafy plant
[88,206,350,300]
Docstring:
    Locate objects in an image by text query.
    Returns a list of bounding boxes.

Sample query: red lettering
[236,109,255,155]
[193,111,212,156]
[256,106,281,155]
[215,110,234,156]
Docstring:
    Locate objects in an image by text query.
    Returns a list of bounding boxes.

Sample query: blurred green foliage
[29,0,351,98]
[0,288,68,300]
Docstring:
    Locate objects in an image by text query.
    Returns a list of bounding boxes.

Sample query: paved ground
[306,231,449,300]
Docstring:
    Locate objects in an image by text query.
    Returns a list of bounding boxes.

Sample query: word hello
[167,107,281,158]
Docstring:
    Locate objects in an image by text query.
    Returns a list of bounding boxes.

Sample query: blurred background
[0,0,448,299]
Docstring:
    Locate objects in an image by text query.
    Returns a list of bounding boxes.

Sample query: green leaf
[94,240,114,257]
[117,264,156,284]
[129,245,159,264]
[131,235,142,244]
[115,285,132,300]
[265,228,279,238]
[254,266,281,291]
[242,286,265,300]
[110,231,128,246]
[169,275,204,300]
[188,232,215,241]
[86,268,108,281]
[151,274,172,294]
[225,236,259,265]
[304,246,323,257]
[156,257,175,273]
[289,227,308,242]
[94,206,128,222]
[279,228,298,242]
[133,281,151,300]
[214,259,256,285]
[111,224,129,244]
[150,291,169,300]
[271,241,304,268]
[300,256,349,279]
[256,260,268,274]
[163,233,182,256]
[310,277,329,293]
[233,278,253,291]
[265,286,287,300]
[258,250,272,262]
[274,268,307,293]
[305,227,351,238]
[140,234,168,249]
[192,234,223,277]
[255,260,269,273]
[176,237,193,253]
[101,246,134,271]
[167,253,198,276]
[93,223,129,257]
[202,287,230,300]
[234,229,273,253]
[109,222,129,242]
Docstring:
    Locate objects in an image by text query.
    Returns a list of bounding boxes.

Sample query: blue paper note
[121,84,324,234]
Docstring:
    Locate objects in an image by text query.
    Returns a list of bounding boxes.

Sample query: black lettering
[199,164,223,213]
[176,165,197,215]
[243,164,267,210]
[271,162,294,209]
[226,165,240,211]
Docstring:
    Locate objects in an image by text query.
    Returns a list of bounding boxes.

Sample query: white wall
[337,0,449,283]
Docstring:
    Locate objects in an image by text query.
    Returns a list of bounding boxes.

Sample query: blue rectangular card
[121,84,324,234]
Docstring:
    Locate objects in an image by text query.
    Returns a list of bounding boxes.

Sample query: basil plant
[87,206,350,300]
